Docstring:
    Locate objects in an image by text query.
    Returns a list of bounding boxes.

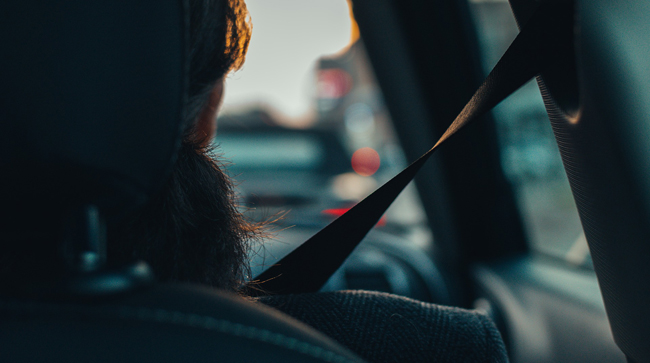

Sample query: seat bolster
[0,284,365,363]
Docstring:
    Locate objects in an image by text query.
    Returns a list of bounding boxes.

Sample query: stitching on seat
[0,300,358,363]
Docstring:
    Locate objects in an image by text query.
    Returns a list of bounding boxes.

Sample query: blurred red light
[351,147,380,176]
[322,207,386,226]
[317,69,353,99]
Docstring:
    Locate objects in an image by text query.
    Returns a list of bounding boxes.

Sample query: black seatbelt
[245,1,574,296]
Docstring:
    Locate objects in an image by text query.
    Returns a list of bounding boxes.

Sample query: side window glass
[468,0,590,267]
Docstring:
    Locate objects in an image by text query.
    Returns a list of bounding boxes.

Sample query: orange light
[347,0,360,44]
[351,147,380,176]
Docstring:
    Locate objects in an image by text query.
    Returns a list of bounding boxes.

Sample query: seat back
[0,284,364,363]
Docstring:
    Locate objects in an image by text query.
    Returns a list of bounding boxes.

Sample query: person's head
[108,0,256,291]
[184,0,251,144]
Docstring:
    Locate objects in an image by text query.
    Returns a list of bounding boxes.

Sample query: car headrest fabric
[0,1,187,220]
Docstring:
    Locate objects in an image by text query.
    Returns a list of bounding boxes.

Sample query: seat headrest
[0,1,187,219]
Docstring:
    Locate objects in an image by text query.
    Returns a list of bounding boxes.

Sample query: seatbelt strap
[245,1,573,296]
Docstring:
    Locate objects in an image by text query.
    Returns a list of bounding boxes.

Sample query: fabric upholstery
[0,1,186,220]
[258,290,508,363]
[0,284,365,363]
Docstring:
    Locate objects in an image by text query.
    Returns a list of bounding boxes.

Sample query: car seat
[0,1,509,362]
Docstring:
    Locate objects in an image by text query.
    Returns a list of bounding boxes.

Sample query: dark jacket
[258,290,508,363]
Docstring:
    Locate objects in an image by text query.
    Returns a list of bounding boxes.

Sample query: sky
[220,0,353,119]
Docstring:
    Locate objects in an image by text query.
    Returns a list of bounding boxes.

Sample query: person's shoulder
[257,290,509,363]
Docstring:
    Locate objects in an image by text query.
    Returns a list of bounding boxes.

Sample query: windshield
[217,0,433,277]
[218,133,325,170]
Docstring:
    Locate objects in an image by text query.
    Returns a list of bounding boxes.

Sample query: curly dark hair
[185,0,252,130]
[109,141,260,291]
[108,0,258,291]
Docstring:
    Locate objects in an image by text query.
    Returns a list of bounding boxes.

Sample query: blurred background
[215,0,589,300]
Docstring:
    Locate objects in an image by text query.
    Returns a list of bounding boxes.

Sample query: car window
[468,0,590,267]
[217,0,434,279]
